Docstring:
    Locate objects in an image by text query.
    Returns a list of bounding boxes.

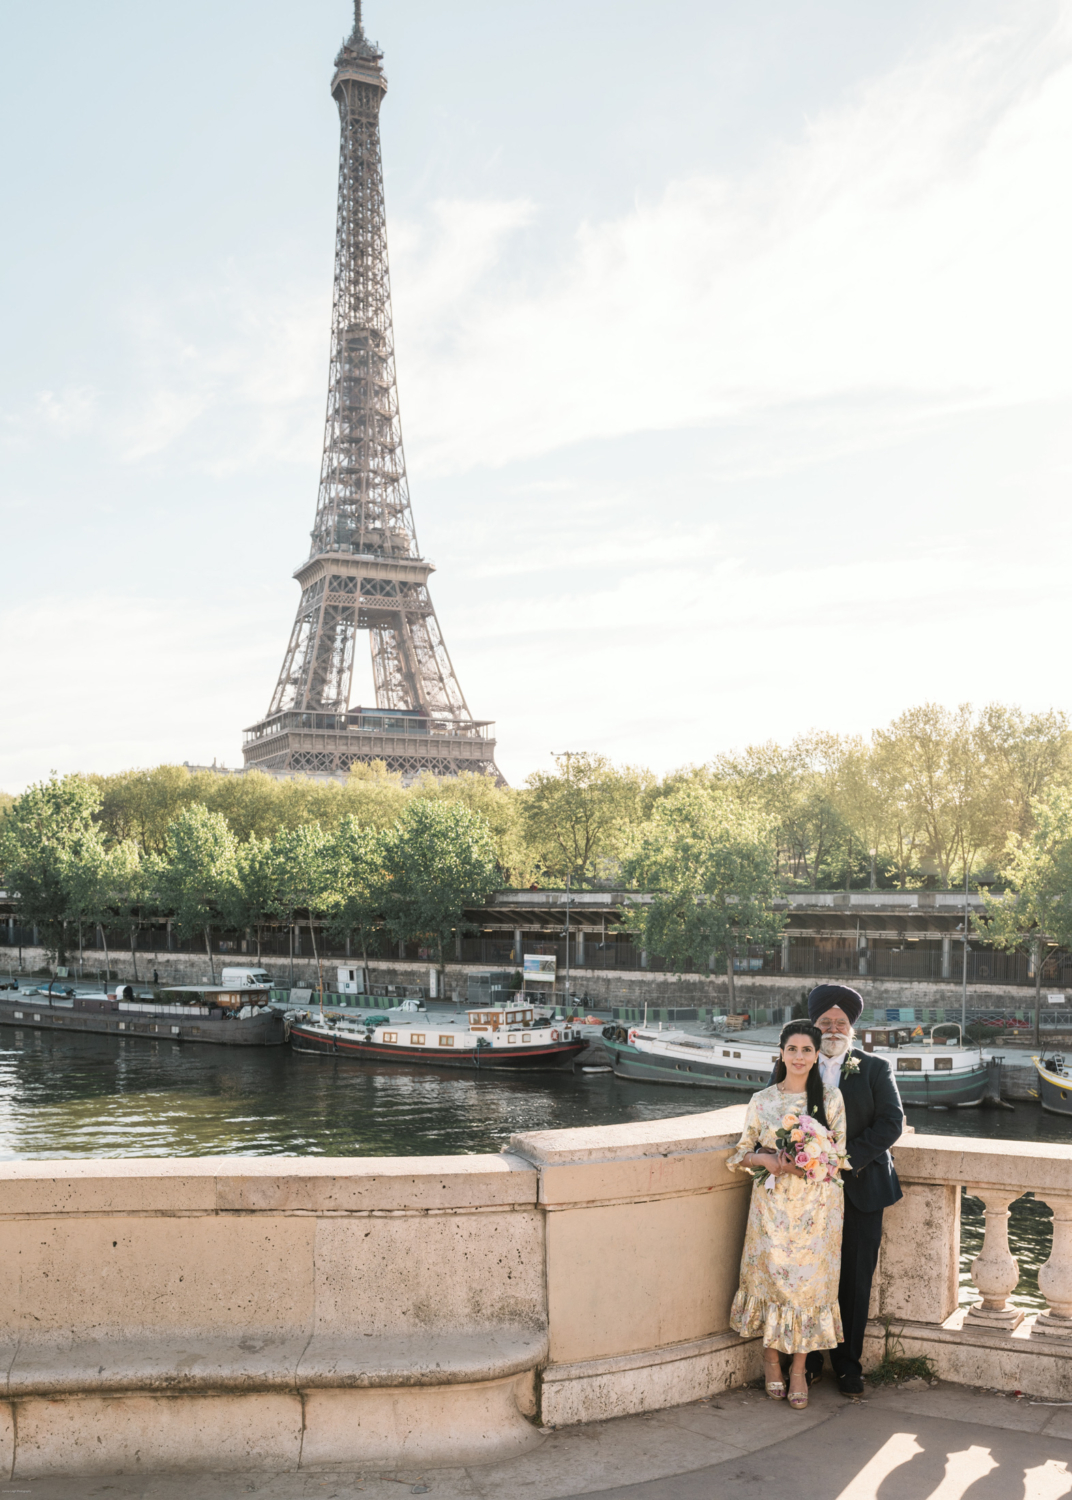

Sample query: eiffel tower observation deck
[243,3,499,783]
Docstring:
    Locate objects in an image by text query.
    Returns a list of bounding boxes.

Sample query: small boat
[0,985,285,1047]
[288,1001,587,1070]
[1033,1054,1072,1115]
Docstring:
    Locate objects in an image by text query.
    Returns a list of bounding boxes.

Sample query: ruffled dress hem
[729,1289,844,1355]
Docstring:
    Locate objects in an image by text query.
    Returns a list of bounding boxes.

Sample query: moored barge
[289,1001,587,1070]
[0,985,284,1047]
[603,1022,990,1106]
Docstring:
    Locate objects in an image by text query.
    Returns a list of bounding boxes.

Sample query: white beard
[820,1034,850,1059]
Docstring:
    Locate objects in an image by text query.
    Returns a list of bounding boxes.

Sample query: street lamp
[551,753,582,1014]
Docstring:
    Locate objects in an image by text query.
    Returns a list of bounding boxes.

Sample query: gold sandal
[788,1371,809,1409]
[763,1353,786,1401]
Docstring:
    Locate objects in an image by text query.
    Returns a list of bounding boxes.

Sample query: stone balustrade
[0,1111,1069,1478]
[866,1134,1072,1393]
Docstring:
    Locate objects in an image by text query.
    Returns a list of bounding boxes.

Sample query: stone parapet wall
[1,1115,1070,1476]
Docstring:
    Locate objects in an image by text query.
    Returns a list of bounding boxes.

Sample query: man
[773,982,905,1394]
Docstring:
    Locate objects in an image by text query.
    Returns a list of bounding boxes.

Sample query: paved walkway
[2,1380,1071,1499]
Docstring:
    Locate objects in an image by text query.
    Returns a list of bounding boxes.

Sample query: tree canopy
[621,783,783,990]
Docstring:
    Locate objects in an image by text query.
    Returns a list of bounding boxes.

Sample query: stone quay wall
[0,943,1054,1017]
[0,1117,1069,1478]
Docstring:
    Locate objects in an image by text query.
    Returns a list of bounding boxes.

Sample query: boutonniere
[841,1054,860,1076]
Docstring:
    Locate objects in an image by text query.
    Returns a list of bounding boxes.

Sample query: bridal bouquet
[751,1111,848,1191]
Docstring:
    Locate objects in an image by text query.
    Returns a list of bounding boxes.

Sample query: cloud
[389,10,1072,474]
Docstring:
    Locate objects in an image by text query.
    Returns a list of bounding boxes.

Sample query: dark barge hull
[603,1040,771,1090]
[0,997,285,1047]
[289,1024,586,1070]
[603,1039,988,1104]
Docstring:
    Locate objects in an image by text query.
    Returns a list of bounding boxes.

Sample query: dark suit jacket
[765,1049,904,1214]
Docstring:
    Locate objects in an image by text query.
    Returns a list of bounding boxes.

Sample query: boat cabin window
[382,1031,397,1043]
[896,1057,922,1072]
[439,1035,454,1046]
[864,1029,908,1052]
[733,1051,741,1059]
[468,1010,502,1029]
[411,1034,425,1045]
[507,1034,518,1043]
[523,1033,531,1042]
[934,1056,953,1071]
[723,1050,731,1057]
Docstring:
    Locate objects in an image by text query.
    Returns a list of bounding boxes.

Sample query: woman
[727,1021,847,1409]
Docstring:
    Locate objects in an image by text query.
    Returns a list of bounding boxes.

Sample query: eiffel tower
[243,3,499,782]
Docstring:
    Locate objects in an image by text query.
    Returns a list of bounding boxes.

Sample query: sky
[2,0,1071,792]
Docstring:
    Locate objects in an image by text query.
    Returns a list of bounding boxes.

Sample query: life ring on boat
[551,1029,559,1041]
[628,1029,638,1043]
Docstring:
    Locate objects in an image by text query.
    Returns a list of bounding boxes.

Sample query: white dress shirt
[818,1048,847,1090]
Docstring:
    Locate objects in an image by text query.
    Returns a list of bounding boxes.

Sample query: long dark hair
[773,1021,828,1128]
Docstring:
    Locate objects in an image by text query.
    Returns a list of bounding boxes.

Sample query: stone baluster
[1032,1196,1072,1342]
[963,1188,1024,1330]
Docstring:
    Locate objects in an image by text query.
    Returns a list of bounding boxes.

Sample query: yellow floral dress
[727,1084,846,1353]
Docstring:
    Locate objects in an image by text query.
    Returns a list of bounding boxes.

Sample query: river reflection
[0,1028,1066,1307]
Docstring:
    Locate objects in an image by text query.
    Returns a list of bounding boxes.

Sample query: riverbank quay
[0,1112,1070,1479]
[6,943,1072,1038]
[3,1380,1071,1499]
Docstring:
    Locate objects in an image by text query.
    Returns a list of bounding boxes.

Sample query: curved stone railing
[0,1109,1070,1478]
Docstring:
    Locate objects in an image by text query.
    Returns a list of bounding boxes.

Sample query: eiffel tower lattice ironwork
[243,2,499,782]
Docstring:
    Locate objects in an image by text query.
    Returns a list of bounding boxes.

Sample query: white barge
[288,1002,587,1070]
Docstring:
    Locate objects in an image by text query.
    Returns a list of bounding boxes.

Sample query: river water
[0,1027,1065,1311]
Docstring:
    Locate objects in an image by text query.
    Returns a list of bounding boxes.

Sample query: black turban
[807,983,863,1026]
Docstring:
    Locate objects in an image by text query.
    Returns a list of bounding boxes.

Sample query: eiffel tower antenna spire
[242,7,500,784]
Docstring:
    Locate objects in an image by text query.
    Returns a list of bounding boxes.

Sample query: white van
[220,966,275,988]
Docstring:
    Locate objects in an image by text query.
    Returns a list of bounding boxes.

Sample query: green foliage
[152,805,239,980]
[0,774,106,962]
[985,786,1072,952]
[521,752,655,886]
[867,1319,937,1386]
[380,800,502,971]
[322,817,391,978]
[219,834,277,959]
[621,783,783,971]
[89,761,413,855]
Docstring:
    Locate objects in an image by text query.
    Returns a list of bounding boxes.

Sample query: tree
[974,705,1072,864]
[712,734,859,890]
[0,774,104,965]
[65,839,144,982]
[414,771,536,887]
[873,704,986,888]
[621,783,783,1014]
[220,834,277,965]
[521,752,655,886]
[380,801,502,996]
[982,786,1072,1046]
[323,817,390,993]
[153,805,238,984]
[270,824,331,994]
